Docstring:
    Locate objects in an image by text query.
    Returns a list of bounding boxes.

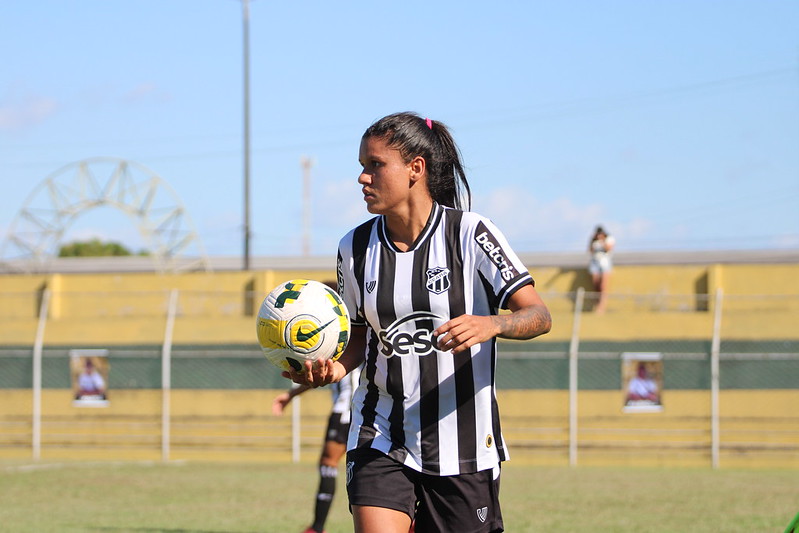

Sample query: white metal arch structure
[1,157,210,273]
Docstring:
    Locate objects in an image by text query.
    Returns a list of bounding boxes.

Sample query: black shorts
[324,412,349,445]
[345,448,503,533]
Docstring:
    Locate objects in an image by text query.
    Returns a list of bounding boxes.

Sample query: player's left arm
[434,284,551,355]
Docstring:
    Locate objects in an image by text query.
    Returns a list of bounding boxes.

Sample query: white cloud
[622,217,654,240]
[773,233,799,248]
[74,82,172,109]
[474,187,661,252]
[319,178,367,227]
[0,91,58,131]
[606,217,654,250]
[122,82,172,104]
[475,187,607,251]
[300,178,368,254]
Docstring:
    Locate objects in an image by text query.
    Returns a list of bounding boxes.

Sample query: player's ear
[408,156,426,183]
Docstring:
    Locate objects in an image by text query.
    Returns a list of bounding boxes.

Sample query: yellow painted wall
[3,262,795,467]
[1,262,798,345]
[1,389,796,468]
[715,264,799,295]
[532,264,710,297]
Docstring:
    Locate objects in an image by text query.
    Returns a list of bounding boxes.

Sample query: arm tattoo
[494,305,552,340]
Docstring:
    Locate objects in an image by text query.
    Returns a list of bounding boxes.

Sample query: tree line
[58,239,149,257]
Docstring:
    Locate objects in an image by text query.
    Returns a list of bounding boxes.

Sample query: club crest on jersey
[425,267,450,294]
[366,280,377,294]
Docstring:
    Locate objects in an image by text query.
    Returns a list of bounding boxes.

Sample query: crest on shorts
[425,267,450,295]
[477,506,489,523]
[346,460,354,485]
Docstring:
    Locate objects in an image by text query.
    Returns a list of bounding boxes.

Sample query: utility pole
[241,0,252,270]
[301,157,314,256]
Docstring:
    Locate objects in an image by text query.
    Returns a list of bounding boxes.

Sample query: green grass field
[1,461,796,532]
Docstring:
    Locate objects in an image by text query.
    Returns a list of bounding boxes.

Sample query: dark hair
[590,225,609,246]
[362,112,471,210]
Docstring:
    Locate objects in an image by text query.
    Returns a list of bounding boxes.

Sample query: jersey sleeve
[337,232,366,327]
[470,216,534,310]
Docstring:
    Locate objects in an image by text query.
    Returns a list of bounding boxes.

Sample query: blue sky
[1,0,797,261]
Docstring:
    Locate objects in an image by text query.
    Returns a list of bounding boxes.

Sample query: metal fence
[1,288,797,468]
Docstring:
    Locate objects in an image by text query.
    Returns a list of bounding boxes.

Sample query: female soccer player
[285,112,551,533]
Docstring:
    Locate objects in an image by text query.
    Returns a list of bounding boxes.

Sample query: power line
[458,66,798,130]
[1,67,796,165]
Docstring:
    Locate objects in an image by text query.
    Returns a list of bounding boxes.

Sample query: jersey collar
[378,202,444,253]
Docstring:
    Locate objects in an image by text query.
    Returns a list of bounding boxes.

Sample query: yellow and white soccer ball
[256,279,350,372]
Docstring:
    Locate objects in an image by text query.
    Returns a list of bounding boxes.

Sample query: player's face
[358,136,413,215]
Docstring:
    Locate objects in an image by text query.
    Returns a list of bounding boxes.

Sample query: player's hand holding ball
[256,279,350,387]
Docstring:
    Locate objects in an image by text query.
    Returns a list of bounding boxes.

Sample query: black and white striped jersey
[336,202,534,476]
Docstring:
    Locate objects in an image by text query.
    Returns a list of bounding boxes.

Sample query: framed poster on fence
[70,349,110,407]
[621,352,663,413]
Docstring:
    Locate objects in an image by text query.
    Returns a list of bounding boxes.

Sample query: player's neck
[384,198,434,252]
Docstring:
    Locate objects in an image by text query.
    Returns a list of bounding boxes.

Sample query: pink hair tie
[425,117,433,129]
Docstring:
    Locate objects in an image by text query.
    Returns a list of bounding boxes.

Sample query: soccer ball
[256,279,350,372]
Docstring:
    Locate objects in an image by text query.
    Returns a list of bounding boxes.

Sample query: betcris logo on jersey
[378,312,446,358]
[474,221,518,282]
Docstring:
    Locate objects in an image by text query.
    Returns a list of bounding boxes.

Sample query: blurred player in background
[271,281,362,533]
[272,368,361,533]
[285,112,551,533]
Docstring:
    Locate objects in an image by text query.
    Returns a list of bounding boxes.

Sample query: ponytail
[362,112,471,210]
